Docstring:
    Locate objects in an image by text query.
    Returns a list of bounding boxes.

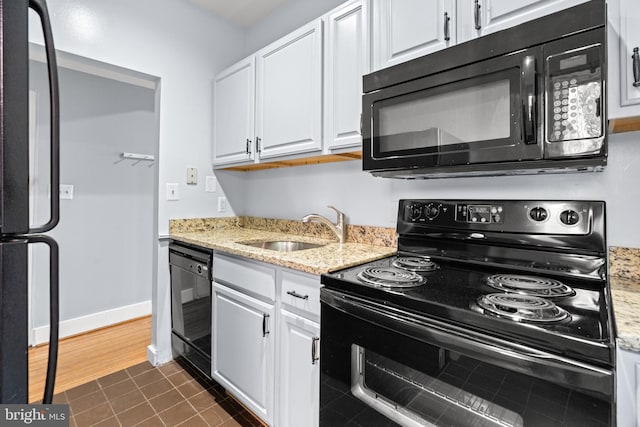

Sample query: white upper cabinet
[256,19,323,159]
[463,0,588,40]
[372,0,455,71]
[608,0,640,119]
[213,56,256,166]
[324,0,370,151]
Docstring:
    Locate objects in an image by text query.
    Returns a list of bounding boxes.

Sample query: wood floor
[28,315,152,403]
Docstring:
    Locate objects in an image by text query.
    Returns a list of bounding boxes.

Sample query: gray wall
[30,61,156,327]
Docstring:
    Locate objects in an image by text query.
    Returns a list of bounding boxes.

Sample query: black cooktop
[321,255,614,367]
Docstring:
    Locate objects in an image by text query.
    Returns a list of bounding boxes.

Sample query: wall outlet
[166,183,179,201]
[205,175,217,193]
[187,167,197,185]
[60,184,74,200]
[217,196,227,212]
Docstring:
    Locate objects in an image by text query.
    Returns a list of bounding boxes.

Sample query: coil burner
[392,256,439,272]
[486,274,575,298]
[476,293,569,323]
[357,267,425,288]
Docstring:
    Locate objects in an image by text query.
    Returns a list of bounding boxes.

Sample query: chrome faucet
[302,205,346,244]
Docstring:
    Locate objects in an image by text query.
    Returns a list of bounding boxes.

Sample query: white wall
[28,0,245,228]
[28,0,245,362]
[231,126,640,249]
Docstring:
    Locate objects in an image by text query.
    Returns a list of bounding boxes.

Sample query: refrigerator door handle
[28,0,60,234]
[25,235,59,404]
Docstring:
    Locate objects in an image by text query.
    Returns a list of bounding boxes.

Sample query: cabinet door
[213,56,256,166]
[468,0,588,40]
[617,347,640,427]
[212,283,274,424]
[324,0,370,151]
[278,310,320,427]
[372,0,455,71]
[256,20,323,159]
[615,0,640,117]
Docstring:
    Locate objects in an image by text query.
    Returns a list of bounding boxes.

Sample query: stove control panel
[399,200,602,236]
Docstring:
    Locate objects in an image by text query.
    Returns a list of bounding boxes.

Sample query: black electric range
[319,200,615,427]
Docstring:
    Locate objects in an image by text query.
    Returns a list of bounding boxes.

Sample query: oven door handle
[321,289,613,399]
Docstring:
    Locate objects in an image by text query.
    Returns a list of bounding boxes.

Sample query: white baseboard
[31,300,152,346]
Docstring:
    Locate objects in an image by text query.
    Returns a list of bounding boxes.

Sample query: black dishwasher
[169,242,212,377]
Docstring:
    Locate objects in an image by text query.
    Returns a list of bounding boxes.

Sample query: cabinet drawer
[213,253,276,302]
[280,271,320,319]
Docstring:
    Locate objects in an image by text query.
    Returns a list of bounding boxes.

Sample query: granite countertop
[169,217,397,275]
[610,247,640,352]
[170,220,640,351]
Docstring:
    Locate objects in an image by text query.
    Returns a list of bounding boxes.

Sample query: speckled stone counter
[610,246,640,352]
[169,217,397,275]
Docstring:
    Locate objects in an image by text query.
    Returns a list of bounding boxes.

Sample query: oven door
[362,47,543,174]
[320,289,613,427]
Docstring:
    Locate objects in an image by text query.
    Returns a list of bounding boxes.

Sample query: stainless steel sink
[237,240,325,252]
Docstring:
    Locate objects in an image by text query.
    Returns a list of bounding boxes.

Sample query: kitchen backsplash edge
[168,216,397,247]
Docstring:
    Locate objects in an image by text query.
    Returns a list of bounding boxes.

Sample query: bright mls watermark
[0,405,68,426]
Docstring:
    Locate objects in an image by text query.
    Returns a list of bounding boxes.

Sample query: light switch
[166,183,179,201]
[187,167,197,185]
[206,176,217,192]
[60,184,74,200]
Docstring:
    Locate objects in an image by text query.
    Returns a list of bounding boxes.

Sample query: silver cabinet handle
[262,313,270,337]
[444,12,451,41]
[632,47,640,88]
[287,290,309,300]
[474,0,482,30]
[312,337,320,365]
[246,138,252,155]
[256,137,262,153]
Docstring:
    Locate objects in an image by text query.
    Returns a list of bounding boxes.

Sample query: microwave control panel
[546,44,603,143]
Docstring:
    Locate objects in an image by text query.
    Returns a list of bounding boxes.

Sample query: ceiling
[189,0,291,27]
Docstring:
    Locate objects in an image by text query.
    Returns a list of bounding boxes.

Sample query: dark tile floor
[52,360,264,426]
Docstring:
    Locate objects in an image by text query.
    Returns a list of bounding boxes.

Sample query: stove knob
[409,204,423,221]
[560,209,580,225]
[425,203,440,219]
[529,207,548,222]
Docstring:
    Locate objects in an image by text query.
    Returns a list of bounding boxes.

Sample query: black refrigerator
[0,0,60,404]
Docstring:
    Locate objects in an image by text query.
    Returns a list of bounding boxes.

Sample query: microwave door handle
[521,56,537,145]
[28,0,60,234]
[25,235,60,404]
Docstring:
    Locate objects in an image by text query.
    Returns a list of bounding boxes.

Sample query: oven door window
[320,296,612,427]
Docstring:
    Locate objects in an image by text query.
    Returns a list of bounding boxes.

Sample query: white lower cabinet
[211,252,320,426]
[212,282,275,425]
[277,310,320,427]
[617,347,640,427]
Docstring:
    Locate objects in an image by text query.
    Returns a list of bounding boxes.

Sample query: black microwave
[362,0,607,179]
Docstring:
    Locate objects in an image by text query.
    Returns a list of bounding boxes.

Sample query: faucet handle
[327,205,345,224]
